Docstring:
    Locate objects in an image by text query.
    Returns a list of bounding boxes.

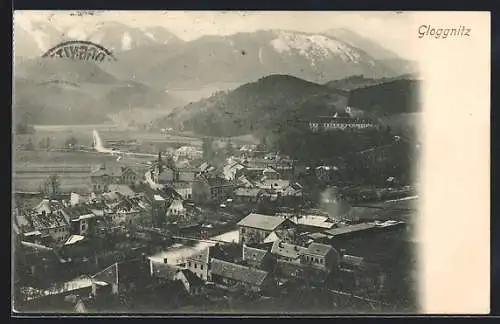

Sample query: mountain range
[13,20,419,126]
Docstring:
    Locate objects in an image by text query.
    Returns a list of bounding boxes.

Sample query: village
[13,133,417,313]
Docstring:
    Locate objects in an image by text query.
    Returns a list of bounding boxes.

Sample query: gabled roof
[236,175,255,188]
[237,213,288,231]
[303,242,335,257]
[60,205,95,221]
[30,210,68,230]
[168,199,185,211]
[243,245,270,267]
[271,240,306,260]
[341,255,365,268]
[210,258,269,286]
[34,199,64,215]
[263,231,280,243]
[178,269,204,287]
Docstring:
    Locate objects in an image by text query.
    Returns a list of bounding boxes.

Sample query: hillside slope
[347,79,422,117]
[156,74,350,137]
[13,78,109,125]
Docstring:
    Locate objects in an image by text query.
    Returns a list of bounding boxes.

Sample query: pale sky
[14,11,420,59]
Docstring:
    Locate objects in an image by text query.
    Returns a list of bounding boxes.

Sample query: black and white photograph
[13,10,486,315]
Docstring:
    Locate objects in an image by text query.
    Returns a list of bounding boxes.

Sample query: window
[194,263,197,269]
[201,265,204,270]
[188,262,191,267]
[241,228,246,234]
[320,259,323,264]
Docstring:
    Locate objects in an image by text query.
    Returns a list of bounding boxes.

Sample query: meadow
[13,124,203,193]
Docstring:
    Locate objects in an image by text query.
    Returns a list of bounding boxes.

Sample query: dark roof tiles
[210,258,269,286]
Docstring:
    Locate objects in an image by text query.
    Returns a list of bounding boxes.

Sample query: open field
[13,149,155,193]
[15,125,203,152]
[14,173,92,194]
[13,124,194,193]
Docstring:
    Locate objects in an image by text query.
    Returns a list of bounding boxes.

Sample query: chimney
[163,258,168,264]
[339,249,346,258]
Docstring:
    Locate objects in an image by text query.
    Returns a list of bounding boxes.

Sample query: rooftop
[275,259,330,283]
[341,255,365,268]
[64,235,85,246]
[283,214,336,229]
[242,245,270,267]
[34,199,64,215]
[304,242,335,257]
[60,205,95,221]
[210,258,269,286]
[237,213,288,231]
[108,184,135,197]
[30,210,68,230]
[179,269,204,287]
[234,188,262,197]
[271,240,307,260]
[323,222,377,237]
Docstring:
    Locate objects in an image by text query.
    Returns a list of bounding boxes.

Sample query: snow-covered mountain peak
[270,30,364,64]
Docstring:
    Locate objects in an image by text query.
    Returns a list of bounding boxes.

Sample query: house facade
[184,245,225,281]
[60,205,100,237]
[237,213,296,245]
[90,166,140,193]
[192,176,234,204]
[300,242,340,271]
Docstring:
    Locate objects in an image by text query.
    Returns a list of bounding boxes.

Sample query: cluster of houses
[141,211,392,299]
[15,140,413,311]
[86,151,303,208]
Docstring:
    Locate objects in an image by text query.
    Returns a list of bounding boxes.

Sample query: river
[148,230,240,264]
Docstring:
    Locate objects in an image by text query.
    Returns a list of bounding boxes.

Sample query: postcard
[11,11,490,315]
